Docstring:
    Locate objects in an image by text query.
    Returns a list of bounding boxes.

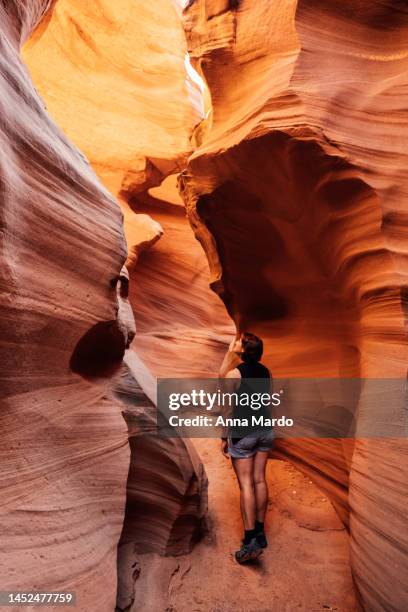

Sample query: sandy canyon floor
[126,439,357,612]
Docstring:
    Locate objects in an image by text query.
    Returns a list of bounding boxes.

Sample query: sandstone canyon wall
[22,4,216,607]
[0,1,136,610]
[23,0,204,196]
[23,0,234,378]
[179,1,408,610]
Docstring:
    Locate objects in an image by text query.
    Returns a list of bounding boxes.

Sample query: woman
[219,332,274,563]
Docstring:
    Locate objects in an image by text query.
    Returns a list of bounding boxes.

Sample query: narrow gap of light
[184,52,206,119]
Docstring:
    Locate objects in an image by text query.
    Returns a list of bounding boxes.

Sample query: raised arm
[219,338,242,378]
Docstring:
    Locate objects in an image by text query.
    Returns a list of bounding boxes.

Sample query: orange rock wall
[22,0,233,378]
[126,185,234,379]
[180,1,408,610]
[23,0,203,197]
[0,1,132,609]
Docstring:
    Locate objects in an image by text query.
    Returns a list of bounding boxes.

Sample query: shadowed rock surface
[114,364,208,611]
[115,364,208,556]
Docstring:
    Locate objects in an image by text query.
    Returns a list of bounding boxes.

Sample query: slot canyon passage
[1,0,407,611]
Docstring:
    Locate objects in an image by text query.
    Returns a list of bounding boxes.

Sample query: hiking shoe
[235,537,263,564]
[256,531,268,549]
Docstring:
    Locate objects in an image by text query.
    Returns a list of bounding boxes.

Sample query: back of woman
[219,332,274,563]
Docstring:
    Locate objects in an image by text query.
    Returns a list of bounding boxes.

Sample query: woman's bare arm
[219,339,241,378]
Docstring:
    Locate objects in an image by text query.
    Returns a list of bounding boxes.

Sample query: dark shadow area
[70,320,126,379]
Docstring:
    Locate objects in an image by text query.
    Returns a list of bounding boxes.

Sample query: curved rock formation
[23,0,204,197]
[179,1,408,610]
[6,7,212,611]
[115,364,208,611]
[125,180,234,379]
[0,2,133,609]
[22,0,232,380]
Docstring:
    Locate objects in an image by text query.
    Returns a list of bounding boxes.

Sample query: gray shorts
[228,429,275,459]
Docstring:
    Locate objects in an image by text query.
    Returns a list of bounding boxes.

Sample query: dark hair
[241,332,263,362]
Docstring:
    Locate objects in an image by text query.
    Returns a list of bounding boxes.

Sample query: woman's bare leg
[253,451,269,522]
[232,456,255,529]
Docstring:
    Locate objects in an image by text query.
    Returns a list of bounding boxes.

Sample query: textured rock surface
[126,181,234,379]
[17,5,213,610]
[0,1,134,609]
[115,364,207,557]
[115,364,208,611]
[180,1,408,610]
[23,3,222,608]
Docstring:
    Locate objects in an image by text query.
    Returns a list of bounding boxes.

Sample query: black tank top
[237,360,270,384]
[231,360,272,440]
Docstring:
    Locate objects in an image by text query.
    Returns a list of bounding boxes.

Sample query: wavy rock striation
[23,0,204,198]
[0,2,135,609]
[179,1,408,610]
